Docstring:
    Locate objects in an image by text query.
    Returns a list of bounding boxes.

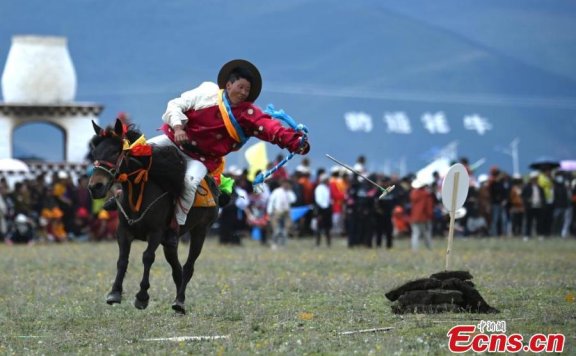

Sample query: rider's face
[226,78,251,106]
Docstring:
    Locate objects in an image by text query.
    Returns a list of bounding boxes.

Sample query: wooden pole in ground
[445,171,460,271]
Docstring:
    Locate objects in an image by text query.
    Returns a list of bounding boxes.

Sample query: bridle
[93,152,126,181]
[92,136,169,226]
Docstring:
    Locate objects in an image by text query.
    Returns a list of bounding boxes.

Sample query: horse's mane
[89,123,186,198]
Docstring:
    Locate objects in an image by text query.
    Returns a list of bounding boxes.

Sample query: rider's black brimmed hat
[217,59,262,102]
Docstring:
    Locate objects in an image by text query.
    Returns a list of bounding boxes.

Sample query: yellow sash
[122,134,146,151]
[217,89,243,143]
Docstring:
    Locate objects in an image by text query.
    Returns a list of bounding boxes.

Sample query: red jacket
[329,178,346,213]
[161,83,306,172]
[409,188,434,223]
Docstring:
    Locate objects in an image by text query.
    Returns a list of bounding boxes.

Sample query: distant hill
[1,0,575,175]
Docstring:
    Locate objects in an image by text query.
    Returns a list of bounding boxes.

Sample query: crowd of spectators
[0,171,117,245]
[2,154,575,250]
[217,155,576,250]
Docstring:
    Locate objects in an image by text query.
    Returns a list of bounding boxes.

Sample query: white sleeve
[161,82,216,128]
[267,191,276,215]
[288,191,297,204]
[162,90,198,127]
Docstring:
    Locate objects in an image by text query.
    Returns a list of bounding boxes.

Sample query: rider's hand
[297,140,310,155]
[173,125,189,145]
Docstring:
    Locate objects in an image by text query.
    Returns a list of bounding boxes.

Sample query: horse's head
[87,119,138,199]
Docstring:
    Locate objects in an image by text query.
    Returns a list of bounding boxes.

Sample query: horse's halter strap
[93,151,125,181]
[93,132,154,213]
[117,153,153,213]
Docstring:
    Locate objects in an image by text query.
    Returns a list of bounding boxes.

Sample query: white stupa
[0,35,103,163]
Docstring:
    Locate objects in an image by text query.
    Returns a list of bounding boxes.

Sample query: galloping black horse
[88,118,219,314]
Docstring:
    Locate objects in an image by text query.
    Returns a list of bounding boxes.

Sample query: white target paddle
[441,163,469,271]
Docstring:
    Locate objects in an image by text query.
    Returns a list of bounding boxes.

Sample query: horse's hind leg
[173,225,208,314]
[134,236,161,310]
[107,235,132,305]
[162,230,183,308]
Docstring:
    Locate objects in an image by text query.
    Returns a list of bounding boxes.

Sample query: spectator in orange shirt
[52,171,75,239]
[409,179,434,251]
[329,167,346,235]
[392,205,410,237]
[41,206,67,242]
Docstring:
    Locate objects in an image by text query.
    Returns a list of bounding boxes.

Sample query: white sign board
[442,163,470,270]
[441,163,469,212]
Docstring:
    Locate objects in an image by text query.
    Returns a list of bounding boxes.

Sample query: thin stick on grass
[339,327,394,335]
[142,335,230,342]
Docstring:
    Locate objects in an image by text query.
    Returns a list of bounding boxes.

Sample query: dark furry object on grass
[386,271,499,314]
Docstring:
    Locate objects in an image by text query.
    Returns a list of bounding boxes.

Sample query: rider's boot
[169,215,186,236]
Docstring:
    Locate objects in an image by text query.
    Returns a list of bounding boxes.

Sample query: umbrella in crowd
[529,157,560,171]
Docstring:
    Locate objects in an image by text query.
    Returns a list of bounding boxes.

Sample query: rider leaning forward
[147,59,310,229]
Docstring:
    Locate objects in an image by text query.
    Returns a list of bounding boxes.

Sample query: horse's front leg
[161,230,183,303]
[134,234,161,310]
[107,233,132,305]
[173,225,208,315]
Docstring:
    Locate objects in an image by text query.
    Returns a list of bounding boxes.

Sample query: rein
[115,191,169,226]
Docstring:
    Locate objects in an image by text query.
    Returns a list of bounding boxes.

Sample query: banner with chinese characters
[244,92,575,177]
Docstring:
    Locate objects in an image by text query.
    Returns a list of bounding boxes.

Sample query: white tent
[415,157,451,185]
[0,158,30,172]
[0,159,31,190]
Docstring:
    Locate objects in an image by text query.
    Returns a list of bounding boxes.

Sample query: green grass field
[1,235,574,355]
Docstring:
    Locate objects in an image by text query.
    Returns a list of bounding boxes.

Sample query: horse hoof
[134,298,149,310]
[106,292,122,305]
[172,301,186,315]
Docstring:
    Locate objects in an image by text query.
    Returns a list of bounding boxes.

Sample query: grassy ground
[0,235,574,355]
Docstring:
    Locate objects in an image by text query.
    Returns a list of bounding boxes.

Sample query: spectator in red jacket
[409,179,434,251]
[328,167,347,236]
